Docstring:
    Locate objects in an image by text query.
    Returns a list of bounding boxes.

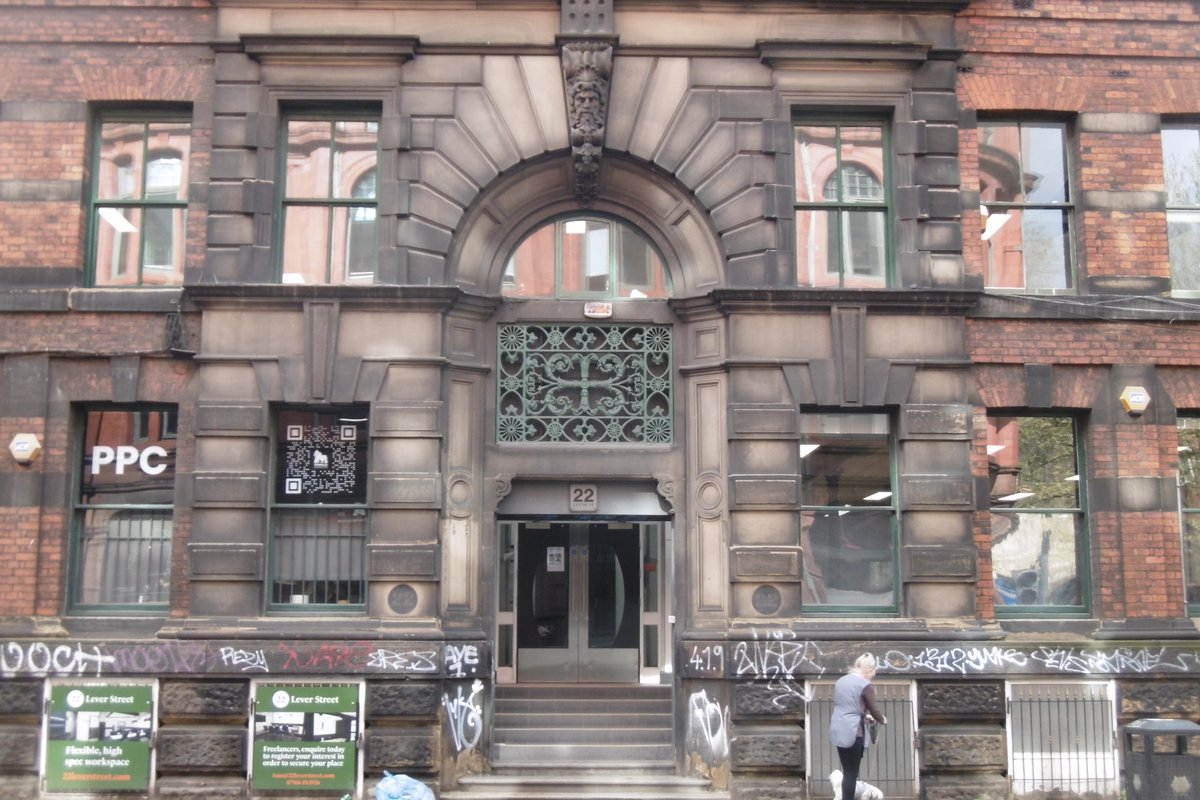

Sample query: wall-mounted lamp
[1120,385,1151,416]
[9,433,42,465]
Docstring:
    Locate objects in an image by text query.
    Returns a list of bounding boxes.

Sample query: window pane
[1021,207,1072,290]
[988,416,1078,509]
[980,123,1024,202]
[1168,210,1200,291]
[98,123,145,200]
[991,511,1082,606]
[281,205,331,284]
[141,206,186,283]
[332,121,378,200]
[504,224,556,297]
[270,508,366,606]
[93,207,142,286]
[1184,516,1200,607]
[839,127,884,198]
[345,206,377,284]
[76,509,172,605]
[842,209,887,285]
[795,125,837,202]
[559,219,610,295]
[1178,417,1200,508]
[803,509,894,606]
[796,208,837,287]
[286,120,333,199]
[1162,127,1200,207]
[1021,124,1069,204]
[800,413,891,506]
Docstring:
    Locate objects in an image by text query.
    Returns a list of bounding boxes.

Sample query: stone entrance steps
[440,684,727,800]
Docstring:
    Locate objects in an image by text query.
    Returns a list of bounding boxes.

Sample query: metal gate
[1007,681,1119,799]
[808,680,917,799]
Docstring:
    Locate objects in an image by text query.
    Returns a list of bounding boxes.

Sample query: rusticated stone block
[733,682,807,717]
[922,773,1009,800]
[731,725,803,770]
[364,727,437,771]
[156,726,247,773]
[1119,679,1200,719]
[920,681,1004,721]
[0,681,42,716]
[0,725,38,771]
[921,725,1006,770]
[156,777,249,798]
[366,682,441,719]
[0,775,37,800]
[160,681,249,719]
[732,774,807,800]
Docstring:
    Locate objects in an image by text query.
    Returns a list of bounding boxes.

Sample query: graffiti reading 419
[687,645,725,677]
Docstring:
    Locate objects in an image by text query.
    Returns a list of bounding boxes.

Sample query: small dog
[829,769,884,800]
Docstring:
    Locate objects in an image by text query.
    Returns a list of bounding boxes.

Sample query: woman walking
[829,653,887,800]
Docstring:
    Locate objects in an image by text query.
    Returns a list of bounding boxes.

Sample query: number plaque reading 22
[569,483,597,512]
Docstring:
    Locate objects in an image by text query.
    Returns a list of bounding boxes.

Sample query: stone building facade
[1,1,1199,798]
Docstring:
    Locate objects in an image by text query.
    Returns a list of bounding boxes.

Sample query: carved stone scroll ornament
[561,41,613,200]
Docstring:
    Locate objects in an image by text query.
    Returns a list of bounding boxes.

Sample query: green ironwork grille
[497,323,672,444]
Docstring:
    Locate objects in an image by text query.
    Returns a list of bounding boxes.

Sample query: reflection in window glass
[91,119,190,286]
[280,117,379,284]
[1177,417,1200,612]
[503,217,670,299]
[1162,127,1200,292]
[979,121,1073,292]
[987,416,1086,611]
[73,408,177,609]
[794,123,888,288]
[800,413,896,610]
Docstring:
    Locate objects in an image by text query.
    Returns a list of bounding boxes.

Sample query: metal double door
[516,522,640,682]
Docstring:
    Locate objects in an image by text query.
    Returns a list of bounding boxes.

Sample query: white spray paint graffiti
[445,644,480,678]
[884,645,1200,676]
[219,646,269,672]
[0,641,115,678]
[443,679,484,752]
[366,647,439,673]
[686,689,731,763]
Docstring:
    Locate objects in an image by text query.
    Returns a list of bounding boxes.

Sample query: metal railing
[807,680,917,799]
[1008,681,1119,799]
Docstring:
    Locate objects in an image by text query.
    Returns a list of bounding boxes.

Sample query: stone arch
[448,152,725,296]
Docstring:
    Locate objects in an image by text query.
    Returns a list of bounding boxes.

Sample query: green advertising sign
[252,683,360,792]
[44,682,154,793]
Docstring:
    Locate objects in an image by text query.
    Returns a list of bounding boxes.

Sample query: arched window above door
[502,216,672,299]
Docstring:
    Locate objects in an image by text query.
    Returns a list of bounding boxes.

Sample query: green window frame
[1162,124,1200,294]
[793,121,891,288]
[800,412,898,613]
[987,414,1090,616]
[277,112,380,285]
[1177,416,1200,615]
[978,120,1075,293]
[268,406,369,611]
[70,407,177,612]
[87,111,191,287]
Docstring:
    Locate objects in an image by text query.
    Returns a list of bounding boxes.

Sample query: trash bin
[1122,718,1200,800]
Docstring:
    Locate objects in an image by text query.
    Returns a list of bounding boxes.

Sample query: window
[1007,682,1118,798]
[1177,416,1200,614]
[800,413,896,611]
[987,415,1087,613]
[794,122,889,288]
[279,116,379,284]
[72,408,176,609]
[502,216,671,299]
[1162,125,1200,293]
[270,407,368,609]
[979,121,1074,292]
[89,115,190,286]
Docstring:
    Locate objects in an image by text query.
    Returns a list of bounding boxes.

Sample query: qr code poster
[279,421,364,502]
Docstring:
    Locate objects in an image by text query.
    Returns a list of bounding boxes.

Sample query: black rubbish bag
[375,771,435,800]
